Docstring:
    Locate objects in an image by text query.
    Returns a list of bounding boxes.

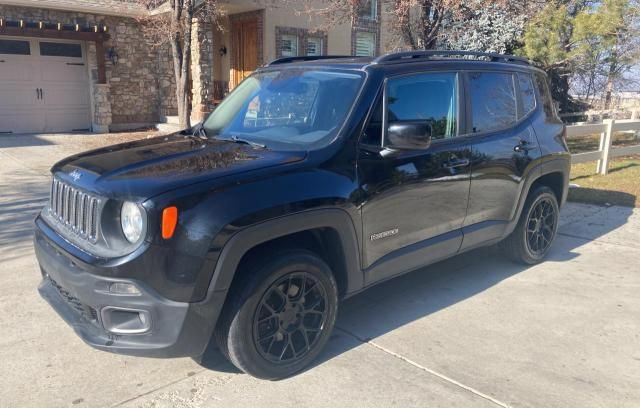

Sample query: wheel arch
[507,158,570,237]
[205,209,363,302]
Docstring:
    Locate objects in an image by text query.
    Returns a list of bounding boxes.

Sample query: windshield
[203,68,364,150]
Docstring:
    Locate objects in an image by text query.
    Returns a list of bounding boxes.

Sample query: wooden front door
[231,19,258,89]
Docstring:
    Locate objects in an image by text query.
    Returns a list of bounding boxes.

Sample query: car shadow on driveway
[197,199,636,378]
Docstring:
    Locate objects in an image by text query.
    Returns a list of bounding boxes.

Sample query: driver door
[358,72,471,282]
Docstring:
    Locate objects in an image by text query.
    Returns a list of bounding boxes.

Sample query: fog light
[101,307,151,334]
[109,282,141,295]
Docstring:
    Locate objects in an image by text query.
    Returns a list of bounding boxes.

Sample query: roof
[0,0,164,18]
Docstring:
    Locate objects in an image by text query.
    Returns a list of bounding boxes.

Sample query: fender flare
[506,157,570,237]
[204,208,363,299]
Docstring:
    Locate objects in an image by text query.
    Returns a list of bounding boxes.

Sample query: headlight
[121,202,145,243]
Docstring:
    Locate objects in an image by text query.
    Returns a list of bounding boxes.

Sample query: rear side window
[518,73,537,117]
[386,72,458,140]
[468,72,517,133]
[535,73,555,118]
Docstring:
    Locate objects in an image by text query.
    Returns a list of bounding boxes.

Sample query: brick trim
[275,26,328,58]
[351,0,381,56]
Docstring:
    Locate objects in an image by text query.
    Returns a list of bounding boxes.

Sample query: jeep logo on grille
[69,169,82,182]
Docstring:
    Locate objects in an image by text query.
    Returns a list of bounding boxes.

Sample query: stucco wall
[263,5,352,62]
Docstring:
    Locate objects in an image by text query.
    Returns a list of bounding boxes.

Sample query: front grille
[49,178,100,243]
[48,276,99,324]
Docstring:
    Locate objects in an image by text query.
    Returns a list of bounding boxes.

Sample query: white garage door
[0,37,91,134]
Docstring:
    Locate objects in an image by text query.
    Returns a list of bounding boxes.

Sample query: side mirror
[387,121,432,150]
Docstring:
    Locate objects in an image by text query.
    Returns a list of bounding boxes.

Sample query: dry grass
[569,155,640,207]
[567,131,640,154]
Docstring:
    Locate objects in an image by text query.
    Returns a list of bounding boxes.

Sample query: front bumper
[34,217,226,358]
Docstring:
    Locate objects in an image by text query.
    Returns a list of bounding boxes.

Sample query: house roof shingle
[0,0,149,17]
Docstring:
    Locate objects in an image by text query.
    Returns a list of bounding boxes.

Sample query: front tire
[215,250,338,380]
[500,186,559,265]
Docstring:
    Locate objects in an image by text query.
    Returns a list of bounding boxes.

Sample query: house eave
[0,0,148,18]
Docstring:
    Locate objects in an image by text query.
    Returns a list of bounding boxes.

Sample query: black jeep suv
[35,51,570,379]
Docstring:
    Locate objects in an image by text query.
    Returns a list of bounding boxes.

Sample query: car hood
[51,133,307,200]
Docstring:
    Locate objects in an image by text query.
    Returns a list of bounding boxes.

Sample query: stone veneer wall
[190,17,214,122]
[0,5,177,129]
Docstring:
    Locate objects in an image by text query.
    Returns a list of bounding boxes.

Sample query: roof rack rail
[267,55,354,66]
[373,50,530,65]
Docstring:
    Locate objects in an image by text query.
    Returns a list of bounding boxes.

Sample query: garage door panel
[0,60,38,82]
[0,84,38,107]
[44,83,91,107]
[44,109,91,132]
[0,110,45,133]
[41,61,88,83]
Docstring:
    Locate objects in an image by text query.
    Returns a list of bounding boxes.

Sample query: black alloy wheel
[253,272,328,363]
[525,196,558,256]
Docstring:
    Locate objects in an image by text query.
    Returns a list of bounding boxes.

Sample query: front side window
[468,72,517,133]
[354,31,376,57]
[203,69,364,150]
[280,35,298,57]
[385,72,458,142]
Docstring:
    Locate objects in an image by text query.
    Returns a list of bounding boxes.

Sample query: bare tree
[131,0,222,128]
[299,0,516,51]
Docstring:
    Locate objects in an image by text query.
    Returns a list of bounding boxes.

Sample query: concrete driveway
[1,134,639,408]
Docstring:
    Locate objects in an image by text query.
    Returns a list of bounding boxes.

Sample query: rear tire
[500,186,559,265]
[215,249,338,380]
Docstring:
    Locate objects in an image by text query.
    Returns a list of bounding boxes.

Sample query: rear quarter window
[534,73,556,118]
[518,73,537,118]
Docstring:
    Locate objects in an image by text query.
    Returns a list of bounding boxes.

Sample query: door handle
[514,140,532,153]
[36,88,40,100]
[443,158,470,169]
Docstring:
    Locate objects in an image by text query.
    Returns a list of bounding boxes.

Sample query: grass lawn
[569,155,640,207]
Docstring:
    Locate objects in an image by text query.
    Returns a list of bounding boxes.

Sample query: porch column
[87,42,113,133]
[191,17,215,122]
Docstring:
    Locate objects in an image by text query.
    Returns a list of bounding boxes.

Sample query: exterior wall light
[108,47,119,65]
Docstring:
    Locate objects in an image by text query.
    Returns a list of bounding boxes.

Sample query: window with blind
[280,34,298,57]
[306,37,323,56]
[358,0,377,20]
[354,32,376,57]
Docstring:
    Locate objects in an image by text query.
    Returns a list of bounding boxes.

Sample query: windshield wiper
[192,123,208,138]
[217,135,267,149]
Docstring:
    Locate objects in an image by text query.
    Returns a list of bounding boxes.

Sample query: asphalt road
[1,134,639,408]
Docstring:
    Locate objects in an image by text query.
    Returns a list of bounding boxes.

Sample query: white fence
[567,118,640,175]
[560,108,639,121]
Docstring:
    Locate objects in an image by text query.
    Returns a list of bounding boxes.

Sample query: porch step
[161,115,181,125]
[154,122,182,133]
